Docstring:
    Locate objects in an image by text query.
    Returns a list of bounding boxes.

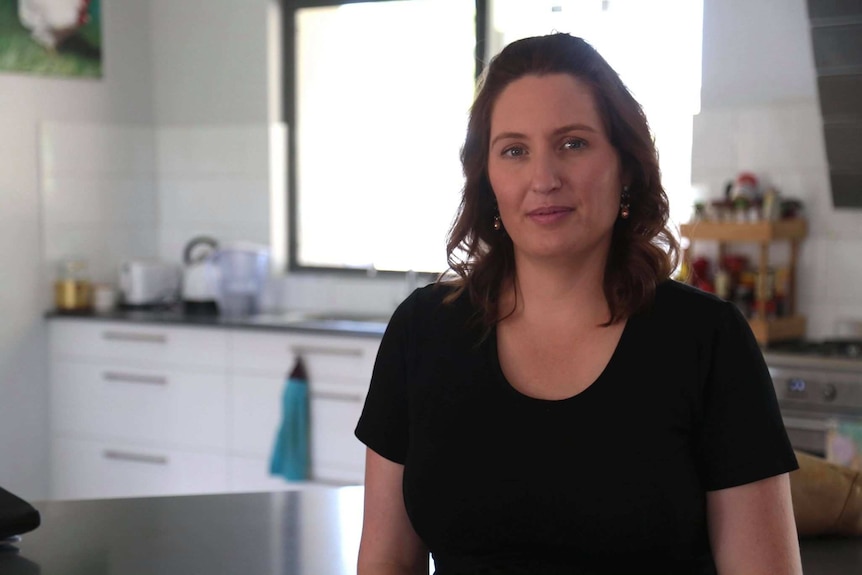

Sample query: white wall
[693,0,862,338]
[0,0,155,498]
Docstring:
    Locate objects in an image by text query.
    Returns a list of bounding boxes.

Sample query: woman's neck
[500,251,612,328]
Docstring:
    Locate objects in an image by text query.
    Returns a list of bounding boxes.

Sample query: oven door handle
[782,415,836,432]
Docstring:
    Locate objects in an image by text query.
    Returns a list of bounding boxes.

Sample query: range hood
[806,0,862,208]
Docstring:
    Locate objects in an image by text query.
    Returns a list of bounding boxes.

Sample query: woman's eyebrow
[490,123,598,148]
[553,123,598,136]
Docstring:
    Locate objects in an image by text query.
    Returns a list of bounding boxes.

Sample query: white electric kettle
[181,236,220,315]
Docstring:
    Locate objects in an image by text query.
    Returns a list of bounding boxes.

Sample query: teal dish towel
[270,357,310,481]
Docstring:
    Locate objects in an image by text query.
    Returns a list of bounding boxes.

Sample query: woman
[355,33,802,575]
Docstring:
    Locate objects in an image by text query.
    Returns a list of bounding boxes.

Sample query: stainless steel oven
[764,340,862,464]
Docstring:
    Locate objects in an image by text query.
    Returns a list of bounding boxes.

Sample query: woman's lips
[527,206,574,224]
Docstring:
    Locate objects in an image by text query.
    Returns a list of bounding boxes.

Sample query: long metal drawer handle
[102,331,168,344]
[102,371,168,385]
[290,345,362,357]
[103,450,168,466]
[311,390,364,402]
[781,416,834,432]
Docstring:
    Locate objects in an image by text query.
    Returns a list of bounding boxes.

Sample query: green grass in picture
[0,0,102,78]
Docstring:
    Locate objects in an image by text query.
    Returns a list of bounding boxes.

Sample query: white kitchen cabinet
[49,319,229,500]
[48,318,381,499]
[228,330,379,487]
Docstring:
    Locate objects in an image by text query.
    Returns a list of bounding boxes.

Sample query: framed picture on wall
[0,0,102,78]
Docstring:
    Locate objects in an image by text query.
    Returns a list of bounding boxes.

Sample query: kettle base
[182,300,219,316]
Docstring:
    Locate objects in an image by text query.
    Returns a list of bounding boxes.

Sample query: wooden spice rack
[679,219,808,344]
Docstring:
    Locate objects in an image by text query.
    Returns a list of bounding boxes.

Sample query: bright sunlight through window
[293,0,703,273]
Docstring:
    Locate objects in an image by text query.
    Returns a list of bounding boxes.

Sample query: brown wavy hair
[443,33,679,327]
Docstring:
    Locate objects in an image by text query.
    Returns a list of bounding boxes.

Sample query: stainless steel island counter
[1,486,364,575]
[2,485,861,574]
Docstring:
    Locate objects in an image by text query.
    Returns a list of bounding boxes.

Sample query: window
[286,0,702,274]
[287,0,484,274]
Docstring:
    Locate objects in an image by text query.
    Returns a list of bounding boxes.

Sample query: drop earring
[493,205,503,231]
[620,186,631,219]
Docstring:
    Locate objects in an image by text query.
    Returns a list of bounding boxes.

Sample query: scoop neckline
[489,315,634,405]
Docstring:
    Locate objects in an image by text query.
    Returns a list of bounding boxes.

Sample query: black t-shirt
[355,279,798,575]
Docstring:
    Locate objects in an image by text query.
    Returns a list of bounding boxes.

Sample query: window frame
[283,0,489,276]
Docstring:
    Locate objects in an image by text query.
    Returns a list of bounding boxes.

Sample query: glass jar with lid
[54,257,93,311]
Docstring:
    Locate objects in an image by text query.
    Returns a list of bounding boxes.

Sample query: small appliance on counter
[181,236,220,315]
[217,241,270,318]
[54,257,92,311]
[119,259,181,307]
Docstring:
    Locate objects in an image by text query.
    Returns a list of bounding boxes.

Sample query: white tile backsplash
[42,177,158,226]
[158,178,269,226]
[823,240,862,305]
[155,125,271,264]
[691,109,739,172]
[42,123,155,177]
[40,123,160,286]
[156,125,269,177]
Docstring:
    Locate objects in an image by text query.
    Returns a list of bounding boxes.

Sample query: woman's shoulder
[632,280,754,358]
[385,281,480,347]
[646,279,734,329]
[391,281,473,326]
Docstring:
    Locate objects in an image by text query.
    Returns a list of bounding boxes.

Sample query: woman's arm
[358,448,429,575]
[707,473,802,575]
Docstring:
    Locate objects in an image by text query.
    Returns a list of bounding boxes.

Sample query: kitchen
[1,0,862,571]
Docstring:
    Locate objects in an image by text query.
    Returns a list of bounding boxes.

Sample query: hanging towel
[270,356,310,481]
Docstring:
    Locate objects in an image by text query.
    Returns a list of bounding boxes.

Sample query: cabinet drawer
[230,374,366,483]
[52,361,228,451]
[51,437,227,500]
[229,374,282,458]
[229,330,379,383]
[311,389,366,484]
[50,319,228,370]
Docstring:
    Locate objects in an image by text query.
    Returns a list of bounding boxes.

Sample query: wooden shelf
[680,218,808,345]
[748,316,806,344]
[679,219,807,242]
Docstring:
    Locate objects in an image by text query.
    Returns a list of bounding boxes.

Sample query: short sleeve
[696,301,799,491]
[354,292,416,465]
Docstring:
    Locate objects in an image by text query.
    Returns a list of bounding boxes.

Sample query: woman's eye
[563,139,587,150]
[502,146,526,158]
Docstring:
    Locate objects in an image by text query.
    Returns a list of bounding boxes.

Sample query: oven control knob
[822,383,837,402]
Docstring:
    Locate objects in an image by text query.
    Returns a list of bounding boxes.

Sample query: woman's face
[487,73,624,266]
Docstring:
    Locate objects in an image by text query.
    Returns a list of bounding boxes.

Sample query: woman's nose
[529,152,562,194]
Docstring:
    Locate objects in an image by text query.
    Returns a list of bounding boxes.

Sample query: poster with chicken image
[0,0,101,77]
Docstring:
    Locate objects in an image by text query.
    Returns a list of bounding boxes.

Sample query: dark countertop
[45,307,389,338]
[1,487,365,575]
[2,487,860,575]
